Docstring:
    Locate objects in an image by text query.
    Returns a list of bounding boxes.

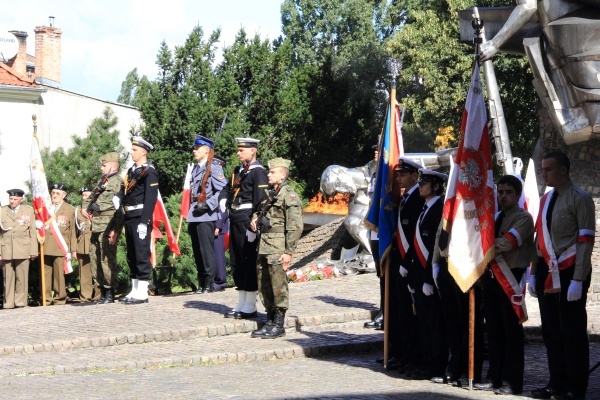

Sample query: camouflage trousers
[257,254,289,311]
[90,231,118,289]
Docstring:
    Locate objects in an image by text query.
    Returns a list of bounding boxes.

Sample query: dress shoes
[494,385,519,396]
[530,385,563,399]
[224,310,237,318]
[233,310,257,319]
[211,285,225,292]
[364,319,378,328]
[122,297,149,305]
[407,368,432,381]
[374,320,383,330]
[193,288,204,294]
[431,375,456,384]
[474,382,495,391]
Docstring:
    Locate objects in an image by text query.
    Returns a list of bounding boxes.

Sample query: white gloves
[112,196,121,210]
[399,265,408,277]
[137,223,147,240]
[432,263,440,281]
[35,220,44,230]
[422,283,434,296]
[246,229,257,243]
[219,198,227,213]
[527,275,537,298]
[567,280,583,302]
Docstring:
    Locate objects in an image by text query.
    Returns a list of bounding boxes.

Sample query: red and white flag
[442,62,495,292]
[179,163,193,217]
[522,158,540,221]
[153,190,181,256]
[30,137,73,273]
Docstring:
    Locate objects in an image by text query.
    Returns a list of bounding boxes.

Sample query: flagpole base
[469,379,473,390]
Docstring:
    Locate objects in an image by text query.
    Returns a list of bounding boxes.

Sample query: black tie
[495,210,505,238]
[419,204,428,224]
[400,193,408,209]
[546,191,558,233]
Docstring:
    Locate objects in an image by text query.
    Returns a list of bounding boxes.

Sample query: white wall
[0,86,141,204]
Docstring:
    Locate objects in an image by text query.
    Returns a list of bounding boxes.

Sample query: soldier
[404,168,448,380]
[43,183,77,306]
[186,135,227,293]
[529,151,595,400]
[86,152,124,304]
[75,186,101,302]
[220,138,269,319]
[380,157,424,372]
[475,175,533,395]
[0,189,38,309]
[249,158,303,339]
[213,154,229,292]
[113,137,158,305]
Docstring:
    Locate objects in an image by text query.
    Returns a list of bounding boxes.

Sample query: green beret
[99,152,120,163]
[268,157,291,169]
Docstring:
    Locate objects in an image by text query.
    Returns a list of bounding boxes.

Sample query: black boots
[251,310,275,338]
[203,278,215,293]
[364,310,383,329]
[98,288,114,304]
[262,309,286,339]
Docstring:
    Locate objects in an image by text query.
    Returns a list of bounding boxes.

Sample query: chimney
[6,31,28,77]
[34,22,62,87]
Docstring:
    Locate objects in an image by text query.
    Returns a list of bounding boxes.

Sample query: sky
[1,0,284,102]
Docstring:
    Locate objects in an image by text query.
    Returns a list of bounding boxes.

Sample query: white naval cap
[418,168,448,182]
[235,137,260,148]
[131,136,154,152]
[395,157,423,173]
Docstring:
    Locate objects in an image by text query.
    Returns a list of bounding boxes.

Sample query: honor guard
[87,152,124,304]
[114,137,159,304]
[186,135,227,294]
[212,154,229,292]
[44,183,77,306]
[250,158,303,339]
[220,137,269,319]
[75,186,101,302]
[529,152,595,400]
[0,189,38,309]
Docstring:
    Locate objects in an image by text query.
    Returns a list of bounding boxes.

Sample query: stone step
[0,326,383,377]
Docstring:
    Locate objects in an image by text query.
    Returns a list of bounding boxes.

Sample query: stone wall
[538,108,600,305]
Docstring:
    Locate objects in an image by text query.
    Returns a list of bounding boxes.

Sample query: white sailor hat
[235,137,260,148]
[418,168,448,183]
[131,136,154,152]
[395,157,423,173]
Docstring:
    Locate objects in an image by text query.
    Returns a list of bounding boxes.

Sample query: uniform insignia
[402,219,409,225]
[150,183,159,186]
[258,185,269,188]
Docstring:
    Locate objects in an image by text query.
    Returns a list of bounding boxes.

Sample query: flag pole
[171,214,184,266]
[32,115,47,307]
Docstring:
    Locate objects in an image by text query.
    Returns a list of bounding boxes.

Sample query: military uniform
[119,137,158,304]
[89,152,124,304]
[0,189,38,308]
[532,180,595,398]
[212,154,229,291]
[252,158,303,339]
[186,136,227,293]
[44,187,77,306]
[220,137,269,318]
[75,187,101,302]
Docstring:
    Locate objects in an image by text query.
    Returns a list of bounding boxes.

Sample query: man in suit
[220,138,269,319]
[43,183,77,306]
[75,186,100,303]
[404,168,448,380]
[186,135,227,293]
[0,189,38,309]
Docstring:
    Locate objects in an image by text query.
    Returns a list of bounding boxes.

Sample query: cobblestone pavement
[1,344,599,400]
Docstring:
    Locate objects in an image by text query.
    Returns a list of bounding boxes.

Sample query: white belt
[231,203,252,210]
[124,204,144,212]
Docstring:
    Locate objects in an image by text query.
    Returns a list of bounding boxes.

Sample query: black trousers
[369,239,383,311]
[124,217,152,281]
[213,232,227,288]
[229,219,258,291]
[388,249,418,364]
[413,286,448,376]
[437,261,484,381]
[535,260,590,397]
[188,221,217,285]
[483,269,525,393]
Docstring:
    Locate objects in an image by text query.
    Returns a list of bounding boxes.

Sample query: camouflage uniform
[90,154,124,296]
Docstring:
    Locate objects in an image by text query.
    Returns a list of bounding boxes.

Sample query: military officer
[475,175,533,395]
[220,137,269,319]
[114,137,158,305]
[0,189,38,309]
[529,151,595,400]
[404,168,448,380]
[186,135,227,293]
[43,184,77,306]
[213,154,229,292]
[249,157,303,339]
[86,152,124,304]
[75,186,101,302]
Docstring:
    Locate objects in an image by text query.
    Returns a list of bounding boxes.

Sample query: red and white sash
[535,190,575,293]
[413,220,428,268]
[47,207,73,274]
[490,256,528,324]
[396,214,410,258]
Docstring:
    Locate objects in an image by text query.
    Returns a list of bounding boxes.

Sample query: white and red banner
[442,62,495,292]
[179,163,193,217]
[490,256,528,324]
[30,137,73,273]
[153,190,181,257]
